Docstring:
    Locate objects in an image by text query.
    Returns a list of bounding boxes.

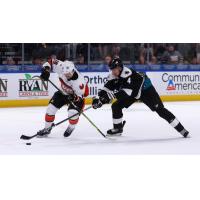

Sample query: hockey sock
[45,104,58,128]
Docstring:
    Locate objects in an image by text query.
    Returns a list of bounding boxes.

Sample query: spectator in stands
[76,54,85,64]
[139,55,145,64]
[161,44,183,64]
[98,43,110,59]
[139,44,154,64]
[112,44,121,58]
[183,43,196,64]
[5,57,15,65]
[32,57,43,65]
[196,44,200,64]
[104,54,113,66]
[32,43,53,64]
[190,57,197,64]
[153,44,167,63]
[149,56,157,64]
[76,44,88,63]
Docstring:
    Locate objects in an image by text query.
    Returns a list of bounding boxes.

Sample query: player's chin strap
[34,75,108,139]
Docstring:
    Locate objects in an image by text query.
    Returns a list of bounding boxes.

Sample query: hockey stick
[36,76,108,138]
[48,79,107,138]
[20,105,92,140]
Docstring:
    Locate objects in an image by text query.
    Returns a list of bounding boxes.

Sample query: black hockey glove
[98,90,114,104]
[92,97,103,109]
[66,94,82,104]
[92,90,114,109]
[40,67,50,81]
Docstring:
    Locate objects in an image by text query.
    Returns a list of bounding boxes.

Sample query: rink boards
[0,71,200,107]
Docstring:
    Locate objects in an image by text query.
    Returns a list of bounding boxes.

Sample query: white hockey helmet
[61,61,75,74]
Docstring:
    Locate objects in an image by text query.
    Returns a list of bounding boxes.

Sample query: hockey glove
[98,90,114,104]
[66,94,82,104]
[92,97,103,109]
[40,67,50,81]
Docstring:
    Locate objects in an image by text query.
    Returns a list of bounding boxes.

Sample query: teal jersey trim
[142,76,152,90]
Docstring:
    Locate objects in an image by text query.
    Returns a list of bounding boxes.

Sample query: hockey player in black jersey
[92,58,189,137]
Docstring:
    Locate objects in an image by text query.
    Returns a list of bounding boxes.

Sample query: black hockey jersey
[101,67,146,100]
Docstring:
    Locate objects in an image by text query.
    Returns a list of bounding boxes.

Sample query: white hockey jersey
[43,60,89,98]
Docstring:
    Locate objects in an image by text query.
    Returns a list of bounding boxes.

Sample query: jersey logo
[79,84,84,90]
[59,78,74,94]
[125,71,130,74]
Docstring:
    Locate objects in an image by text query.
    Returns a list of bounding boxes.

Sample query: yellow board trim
[160,95,200,101]
[0,99,50,108]
[1,95,200,108]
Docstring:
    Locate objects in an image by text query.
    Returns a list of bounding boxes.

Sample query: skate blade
[36,135,49,138]
[106,133,122,137]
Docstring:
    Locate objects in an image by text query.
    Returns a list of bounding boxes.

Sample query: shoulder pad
[107,72,117,81]
[120,67,132,78]
[42,62,51,68]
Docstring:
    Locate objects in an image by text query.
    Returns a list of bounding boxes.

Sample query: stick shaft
[46,78,107,138]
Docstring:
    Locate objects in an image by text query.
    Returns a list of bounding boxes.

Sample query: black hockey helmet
[109,58,123,69]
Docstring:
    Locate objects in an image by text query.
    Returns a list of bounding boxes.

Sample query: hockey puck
[26,143,31,145]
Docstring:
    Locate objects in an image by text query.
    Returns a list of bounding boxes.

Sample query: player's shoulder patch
[120,67,132,78]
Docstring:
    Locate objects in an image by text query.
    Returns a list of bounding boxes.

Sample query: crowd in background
[0,43,200,65]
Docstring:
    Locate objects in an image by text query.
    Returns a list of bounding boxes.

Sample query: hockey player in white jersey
[37,59,89,137]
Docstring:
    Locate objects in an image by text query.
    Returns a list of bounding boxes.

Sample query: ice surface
[0,101,199,154]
